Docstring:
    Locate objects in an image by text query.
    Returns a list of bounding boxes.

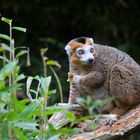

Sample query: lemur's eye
[90,47,94,53]
[78,49,84,55]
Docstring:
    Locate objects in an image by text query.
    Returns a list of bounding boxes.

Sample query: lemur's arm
[68,71,103,104]
[73,71,104,87]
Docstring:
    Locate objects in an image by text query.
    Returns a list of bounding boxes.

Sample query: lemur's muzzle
[88,58,93,64]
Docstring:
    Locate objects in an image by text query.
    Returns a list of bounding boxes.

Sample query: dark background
[0,0,140,101]
[0,0,140,139]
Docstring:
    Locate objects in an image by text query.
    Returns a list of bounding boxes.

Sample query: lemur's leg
[74,71,104,87]
[68,83,84,117]
[68,83,80,104]
[110,105,129,119]
[109,64,139,118]
[106,104,129,126]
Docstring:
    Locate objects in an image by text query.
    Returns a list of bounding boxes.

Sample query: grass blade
[0,61,17,80]
[0,33,10,41]
[49,66,63,103]
[12,26,26,33]
[1,17,12,25]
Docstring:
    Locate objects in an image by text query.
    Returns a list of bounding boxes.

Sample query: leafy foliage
[0,17,81,140]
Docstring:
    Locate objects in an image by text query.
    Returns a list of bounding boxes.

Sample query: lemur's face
[76,44,94,65]
[65,37,97,65]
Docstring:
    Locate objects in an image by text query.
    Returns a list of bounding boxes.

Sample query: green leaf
[0,33,10,41]
[8,83,22,92]
[0,46,4,52]
[16,50,27,58]
[7,111,18,121]
[30,89,38,94]
[48,89,56,95]
[41,76,51,91]
[26,47,31,66]
[40,76,51,96]
[48,134,60,140]
[17,100,41,120]
[1,17,12,25]
[13,122,38,130]
[0,81,5,90]
[12,26,27,32]
[79,116,93,121]
[45,105,64,115]
[0,104,7,114]
[16,74,26,82]
[0,91,11,103]
[1,43,11,52]
[26,76,34,100]
[40,48,48,56]
[93,97,115,109]
[66,111,76,122]
[26,75,41,99]
[9,99,29,117]
[0,122,9,140]
[46,60,61,68]
[49,66,63,103]
[0,56,9,62]
[59,128,80,136]
[47,105,64,111]
[13,127,28,140]
[0,61,17,80]
[34,75,41,81]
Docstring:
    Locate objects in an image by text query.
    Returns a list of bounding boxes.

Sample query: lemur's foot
[106,119,117,126]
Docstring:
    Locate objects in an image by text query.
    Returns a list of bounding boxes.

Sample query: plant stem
[9,20,17,140]
[11,39,17,99]
[49,66,63,103]
[2,50,6,66]
[40,49,47,77]
[40,49,52,138]
[43,58,47,77]
[9,19,13,140]
[9,20,12,87]
[40,56,46,139]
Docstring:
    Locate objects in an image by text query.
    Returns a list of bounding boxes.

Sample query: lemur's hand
[67,72,82,85]
[73,75,82,85]
[67,72,74,84]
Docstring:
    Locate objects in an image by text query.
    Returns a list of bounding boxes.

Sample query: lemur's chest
[70,64,109,98]
[71,66,94,76]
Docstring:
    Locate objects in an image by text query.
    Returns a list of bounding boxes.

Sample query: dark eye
[90,47,94,53]
[78,49,84,55]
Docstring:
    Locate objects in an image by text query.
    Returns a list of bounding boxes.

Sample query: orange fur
[71,51,82,65]
[69,38,96,65]
[85,38,92,45]
[69,38,93,49]
[69,42,83,50]
[68,42,83,65]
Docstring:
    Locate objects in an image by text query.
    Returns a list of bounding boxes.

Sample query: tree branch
[49,103,140,140]
[71,104,140,140]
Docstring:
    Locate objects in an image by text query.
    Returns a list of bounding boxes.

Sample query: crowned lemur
[65,37,140,122]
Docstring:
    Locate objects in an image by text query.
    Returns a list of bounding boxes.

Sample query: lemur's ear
[65,44,71,55]
[89,38,94,44]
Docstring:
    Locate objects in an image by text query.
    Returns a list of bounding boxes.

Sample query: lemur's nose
[88,58,93,64]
